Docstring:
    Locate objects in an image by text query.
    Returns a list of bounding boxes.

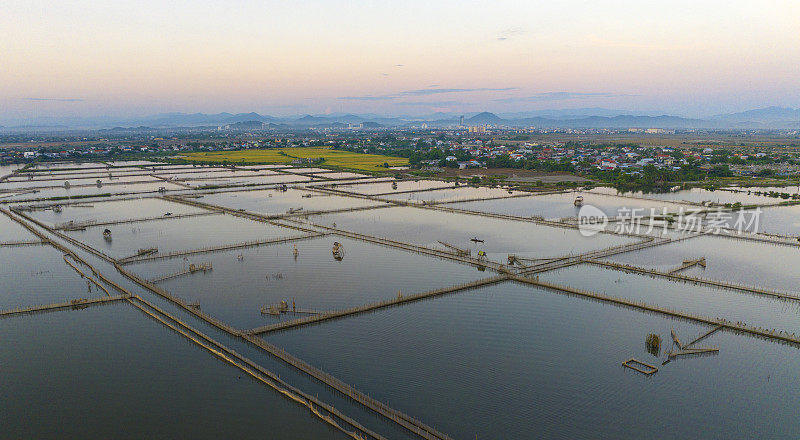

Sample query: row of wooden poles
[0,207,395,440]
[3,206,454,440]
[513,277,800,345]
[583,259,800,302]
[160,194,800,349]
[6,182,800,438]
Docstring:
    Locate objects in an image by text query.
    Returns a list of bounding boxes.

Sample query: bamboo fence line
[248,275,508,335]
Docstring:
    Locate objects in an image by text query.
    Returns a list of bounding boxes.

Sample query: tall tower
[459,115,464,126]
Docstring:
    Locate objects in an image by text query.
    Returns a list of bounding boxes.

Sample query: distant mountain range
[3,107,800,131]
[709,106,800,127]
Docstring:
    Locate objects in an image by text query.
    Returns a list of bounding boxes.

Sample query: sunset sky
[3,0,800,122]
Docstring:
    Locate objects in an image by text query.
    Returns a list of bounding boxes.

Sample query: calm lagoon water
[5,167,800,439]
[0,181,186,201]
[310,172,370,179]
[305,177,394,187]
[32,162,107,170]
[129,236,485,329]
[310,206,638,262]
[341,179,454,195]
[451,191,689,220]
[538,263,800,334]
[29,197,209,227]
[0,244,105,309]
[723,185,800,195]
[155,169,281,180]
[195,188,385,215]
[183,173,313,187]
[749,205,800,236]
[382,186,523,203]
[605,234,800,293]
[0,177,164,191]
[7,168,159,180]
[590,186,782,206]
[0,212,37,242]
[267,281,800,440]
[104,160,167,167]
[281,167,331,173]
[0,305,347,440]
[64,213,307,259]
[0,163,23,177]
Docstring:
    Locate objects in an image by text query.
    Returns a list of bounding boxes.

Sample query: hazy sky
[3,0,800,122]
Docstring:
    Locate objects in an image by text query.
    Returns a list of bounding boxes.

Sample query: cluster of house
[1,145,167,162]
[408,141,800,176]
[4,133,799,178]
[0,140,271,162]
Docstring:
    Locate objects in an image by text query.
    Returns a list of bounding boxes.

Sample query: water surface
[65,214,307,259]
[267,281,800,440]
[539,263,800,333]
[0,244,105,309]
[195,188,385,215]
[0,305,348,440]
[310,206,637,262]
[451,191,688,220]
[28,197,209,227]
[605,234,800,292]
[130,236,485,329]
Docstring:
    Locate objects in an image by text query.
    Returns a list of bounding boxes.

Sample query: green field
[179,147,408,172]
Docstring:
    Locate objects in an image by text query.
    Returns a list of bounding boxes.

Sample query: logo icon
[577,204,608,237]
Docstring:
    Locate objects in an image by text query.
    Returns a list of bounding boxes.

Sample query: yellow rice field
[179,148,408,171]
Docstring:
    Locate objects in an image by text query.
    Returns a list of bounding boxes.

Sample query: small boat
[332,242,344,260]
[574,195,584,206]
[470,237,484,243]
